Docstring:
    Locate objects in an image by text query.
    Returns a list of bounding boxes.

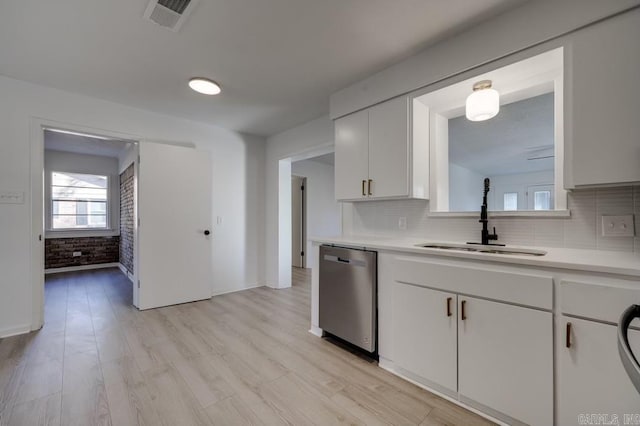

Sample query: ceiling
[449,93,554,176]
[0,0,527,137]
[307,153,335,167]
[44,130,133,158]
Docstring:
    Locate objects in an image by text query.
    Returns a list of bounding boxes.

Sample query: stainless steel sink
[417,243,547,256]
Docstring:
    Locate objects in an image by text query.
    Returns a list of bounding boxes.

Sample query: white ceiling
[0,0,527,137]
[44,130,133,158]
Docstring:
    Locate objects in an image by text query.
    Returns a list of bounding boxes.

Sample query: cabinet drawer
[394,256,553,309]
[560,280,640,325]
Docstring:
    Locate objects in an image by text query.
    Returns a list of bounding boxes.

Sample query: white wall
[330,1,640,118]
[449,163,484,212]
[44,150,120,238]
[291,159,341,269]
[265,115,334,288]
[0,74,265,337]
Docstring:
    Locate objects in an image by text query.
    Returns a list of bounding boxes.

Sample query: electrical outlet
[601,215,635,237]
[72,251,82,257]
[398,217,407,230]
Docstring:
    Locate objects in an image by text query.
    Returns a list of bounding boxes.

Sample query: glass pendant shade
[466,81,500,121]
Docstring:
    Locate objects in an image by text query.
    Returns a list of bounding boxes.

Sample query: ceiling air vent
[143,0,200,32]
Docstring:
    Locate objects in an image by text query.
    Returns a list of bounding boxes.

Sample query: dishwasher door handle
[323,254,366,267]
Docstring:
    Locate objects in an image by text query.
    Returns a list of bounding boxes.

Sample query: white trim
[427,209,571,218]
[211,284,264,297]
[118,263,134,282]
[45,229,119,238]
[0,324,33,339]
[309,325,323,337]
[45,262,120,274]
[31,117,143,332]
[377,357,509,426]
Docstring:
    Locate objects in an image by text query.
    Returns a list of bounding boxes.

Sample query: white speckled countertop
[310,235,640,278]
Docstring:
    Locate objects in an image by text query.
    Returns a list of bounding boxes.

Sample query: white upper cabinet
[566,9,640,187]
[334,96,428,201]
[334,109,369,200]
[368,97,410,198]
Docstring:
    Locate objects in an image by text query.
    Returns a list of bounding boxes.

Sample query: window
[533,190,551,211]
[503,193,518,211]
[51,172,108,229]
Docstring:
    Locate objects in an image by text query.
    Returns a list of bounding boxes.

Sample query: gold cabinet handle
[461,300,467,320]
[368,179,373,196]
[566,322,572,348]
[446,297,452,317]
[362,180,366,196]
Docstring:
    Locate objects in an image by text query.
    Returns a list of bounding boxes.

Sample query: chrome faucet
[479,178,500,245]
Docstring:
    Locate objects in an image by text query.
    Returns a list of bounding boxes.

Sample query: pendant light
[465,80,499,121]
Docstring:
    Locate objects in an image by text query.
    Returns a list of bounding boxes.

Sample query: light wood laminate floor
[0,267,494,426]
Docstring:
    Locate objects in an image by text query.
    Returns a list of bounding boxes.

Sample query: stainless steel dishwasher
[319,245,377,353]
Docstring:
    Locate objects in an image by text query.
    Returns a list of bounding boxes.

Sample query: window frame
[49,171,110,231]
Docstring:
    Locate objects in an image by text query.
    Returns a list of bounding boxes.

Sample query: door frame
[29,117,141,329]
[291,175,306,268]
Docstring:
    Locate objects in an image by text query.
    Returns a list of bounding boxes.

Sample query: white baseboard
[45,262,120,274]
[118,263,134,282]
[211,284,264,297]
[0,324,31,339]
[378,357,508,426]
[309,325,323,337]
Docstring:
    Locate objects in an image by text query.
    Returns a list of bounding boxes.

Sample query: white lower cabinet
[558,316,640,425]
[393,283,457,394]
[391,282,553,425]
[458,296,553,426]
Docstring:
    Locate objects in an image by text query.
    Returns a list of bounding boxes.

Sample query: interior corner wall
[265,115,334,288]
[0,74,266,337]
[291,159,341,269]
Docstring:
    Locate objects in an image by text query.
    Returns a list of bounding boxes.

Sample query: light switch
[398,217,407,230]
[0,191,24,204]
[601,215,635,237]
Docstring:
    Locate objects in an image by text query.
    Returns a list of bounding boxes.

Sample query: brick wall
[45,236,120,269]
[120,163,135,274]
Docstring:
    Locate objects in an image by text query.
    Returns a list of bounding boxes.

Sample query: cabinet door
[458,297,552,426]
[393,282,457,394]
[559,316,640,425]
[567,9,640,187]
[334,109,369,200]
[368,96,409,198]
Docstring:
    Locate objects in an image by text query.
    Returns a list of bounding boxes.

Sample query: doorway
[291,175,306,268]
[41,127,140,314]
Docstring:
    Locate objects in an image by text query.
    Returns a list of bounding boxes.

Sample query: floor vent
[143,0,200,32]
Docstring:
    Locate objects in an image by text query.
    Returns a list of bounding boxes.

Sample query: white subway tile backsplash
[564,190,597,249]
[346,187,639,253]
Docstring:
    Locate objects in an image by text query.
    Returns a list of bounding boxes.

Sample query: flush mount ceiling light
[466,80,500,122]
[188,77,221,95]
